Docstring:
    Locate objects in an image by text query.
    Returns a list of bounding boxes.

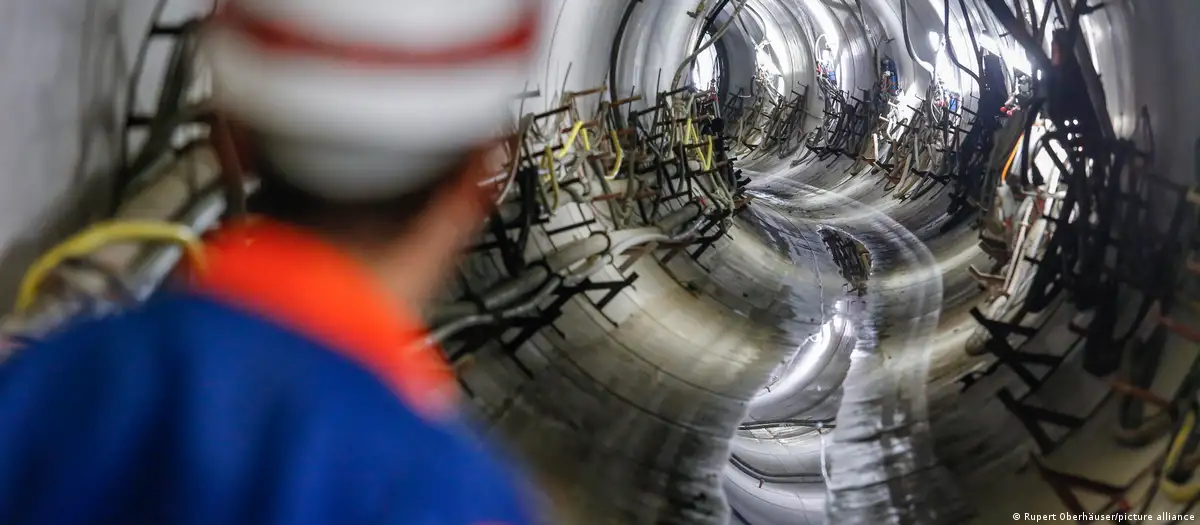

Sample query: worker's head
[202,0,542,306]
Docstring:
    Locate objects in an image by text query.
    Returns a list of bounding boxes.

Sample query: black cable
[115,0,171,204]
[980,0,1052,73]
[694,0,732,58]
[1036,0,1060,40]
[609,0,643,131]
[1024,0,1040,33]
[943,0,981,85]
[490,166,539,277]
[956,0,983,72]
[113,18,205,212]
[899,0,928,74]
[1017,97,1045,187]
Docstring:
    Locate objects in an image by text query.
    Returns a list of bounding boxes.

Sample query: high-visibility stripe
[212,3,538,67]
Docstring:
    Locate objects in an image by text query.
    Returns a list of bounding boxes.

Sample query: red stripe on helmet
[212,2,538,67]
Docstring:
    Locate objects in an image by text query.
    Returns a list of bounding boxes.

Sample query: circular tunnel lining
[449,0,1157,523]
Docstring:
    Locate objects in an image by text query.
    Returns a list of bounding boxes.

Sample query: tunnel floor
[728,155,976,523]
[479,149,1010,523]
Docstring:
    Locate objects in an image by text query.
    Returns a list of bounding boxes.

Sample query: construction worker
[0,1,543,524]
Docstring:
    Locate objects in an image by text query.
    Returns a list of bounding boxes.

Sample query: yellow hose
[1001,133,1024,183]
[15,220,205,313]
[605,130,624,180]
[541,145,561,210]
[555,121,586,159]
[704,136,714,171]
[1161,408,1199,503]
[581,128,593,151]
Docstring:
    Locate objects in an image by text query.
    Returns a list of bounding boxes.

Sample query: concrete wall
[0,0,208,315]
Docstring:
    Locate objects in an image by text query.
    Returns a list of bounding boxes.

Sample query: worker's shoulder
[129,294,537,521]
[23,291,414,418]
[4,296,536,523]
[23,292,484,452]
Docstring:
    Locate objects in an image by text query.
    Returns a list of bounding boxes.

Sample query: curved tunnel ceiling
[3,1,1199,525]
[452,1,1200,524]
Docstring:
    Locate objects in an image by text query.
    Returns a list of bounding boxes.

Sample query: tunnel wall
[450,6,858,525]
[7,1,1197,525]
[0,0,197,314]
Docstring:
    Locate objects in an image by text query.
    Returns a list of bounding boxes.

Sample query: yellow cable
[541,145,561,210]
[1166,410,1194,472]
[1161,408,1199,503]
[704,136,714,171]
[15,220,205,313]
[581,128,593,151]
[1001,132,1024,183]
[555,121,586,159]
[605,130,624,180]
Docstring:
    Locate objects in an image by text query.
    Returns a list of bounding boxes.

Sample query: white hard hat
[202,0,540,200]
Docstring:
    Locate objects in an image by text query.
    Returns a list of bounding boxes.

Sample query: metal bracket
[562,273,641,326]
[998,387,1087,454]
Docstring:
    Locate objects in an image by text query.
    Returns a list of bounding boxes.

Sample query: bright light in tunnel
[928,31,943,50]
[930,28,1038,86]
[804,0,841,58]
[692,45,719,90]
[977,34,1033,75]
[755,44,786,94]
[754,313,849,399]
[928,31,966,92]
[756,46,781,77]
[900,84,921,106]
[976,34,999,54]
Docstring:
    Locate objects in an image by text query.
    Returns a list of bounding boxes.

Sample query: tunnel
[3,0,1200,523]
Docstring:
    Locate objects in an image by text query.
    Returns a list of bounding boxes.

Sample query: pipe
[430,202,702,331]
[427,273,565,343]
[429,207,709,344]
[609,0,643,130]
[14,221,205,313]
[2,146,232,341]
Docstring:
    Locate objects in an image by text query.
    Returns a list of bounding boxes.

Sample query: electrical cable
[432,206,705,342]
[116,0,172,198]
[605,130,625,180]
[899,0,935,75]
[15,220,205,314]
[542,145,562,211]
[557,121,588,159]
[496,114,536,206]
[490,166,538,277]
[692,0,732,58]
[670,0,750,90]
[609,0,643,131]
[957,0,984,74]
[942,0,981,86]
[115,18,207,210]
